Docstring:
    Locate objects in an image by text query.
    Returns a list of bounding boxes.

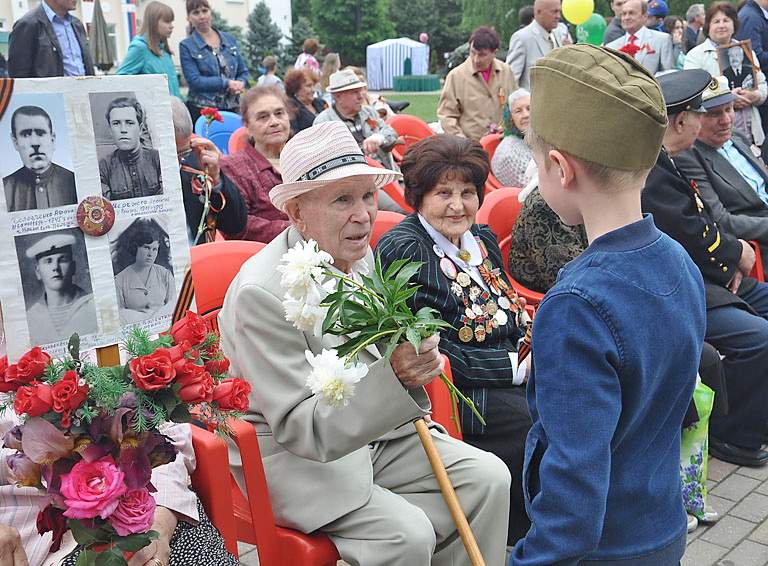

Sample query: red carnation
[619,42,641,58]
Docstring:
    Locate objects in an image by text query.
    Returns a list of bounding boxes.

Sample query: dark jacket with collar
[8,4,94,78]
[642,150,757,311]
[737,0,768,70]
[675,133,768,248]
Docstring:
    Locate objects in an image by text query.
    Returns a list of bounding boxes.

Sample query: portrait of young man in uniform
[3,106,77,213]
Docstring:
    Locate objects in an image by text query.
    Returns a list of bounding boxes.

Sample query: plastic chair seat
[386,114,434,162]
[365,156,414,213]
[370,210,406,247]
[228,126,249,154]
[476,187,523,241]
[194,110,242,155]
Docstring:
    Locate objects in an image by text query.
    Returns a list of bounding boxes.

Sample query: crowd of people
[1,0,768,564]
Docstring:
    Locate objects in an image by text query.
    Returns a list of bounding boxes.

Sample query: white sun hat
[269,121,401,213]
[326,68,367,93]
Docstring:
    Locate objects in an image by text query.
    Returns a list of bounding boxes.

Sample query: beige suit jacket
[218,227,431,533]
[506,21,571,90]
[437,58,517,141]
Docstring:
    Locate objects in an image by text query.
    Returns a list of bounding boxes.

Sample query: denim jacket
[180,29,250,110]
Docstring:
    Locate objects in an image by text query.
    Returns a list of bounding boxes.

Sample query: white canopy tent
[366,37,429,90]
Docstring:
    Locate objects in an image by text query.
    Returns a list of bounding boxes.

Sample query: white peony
[305,349,369,407]
[283,278,335,335]
[277,239,333,299]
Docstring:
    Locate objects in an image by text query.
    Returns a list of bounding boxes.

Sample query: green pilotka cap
[529,44,668,171]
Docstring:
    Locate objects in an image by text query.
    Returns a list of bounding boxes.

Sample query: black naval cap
[656,69,712,116]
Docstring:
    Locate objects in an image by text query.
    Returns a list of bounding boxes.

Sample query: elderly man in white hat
[218,121,511,566]
[24,231,97,345]
[313,69,402,209]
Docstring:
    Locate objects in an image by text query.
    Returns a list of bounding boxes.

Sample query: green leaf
[384,328,405,358]
[405,327,421,352]
[94,547,128,566]
[68,520,107,548]
[115,532,156,552]
[68,334,81,362]
[393,262,422,290]
[170,403,192,423]
[76,549,97,566]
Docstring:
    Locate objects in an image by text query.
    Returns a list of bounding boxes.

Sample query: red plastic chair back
[370,211,406,247]
[498,235,544,314]
[228,127,249,155]
[749,240,765,282]
[424,357,463,439]
[386,114,434,162]
[475,187,523,240]
[189,240,265,316]
[365,156,414,213]
[479,133,503,160]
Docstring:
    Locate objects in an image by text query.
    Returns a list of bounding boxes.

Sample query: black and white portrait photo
[1,94,78,213]
[110,216,176,324]
[90,92,163,201]
[718,40,758,91]
[15,229,98,346]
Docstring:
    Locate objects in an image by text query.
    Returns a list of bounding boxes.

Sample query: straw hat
[327,68,367,93]
[269,122,401,213]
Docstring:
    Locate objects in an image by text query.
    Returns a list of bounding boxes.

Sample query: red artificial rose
[204,357,230,376]
[37,504,68,552]
[13,382,53,417]
[176,362,214,403]
[171,312,209,347]
[6,347,51,386]
[212,378,251,412]
[129,351,176,391]
[155,340,192,365]
[0,355,19,393]
[51,370,89,428]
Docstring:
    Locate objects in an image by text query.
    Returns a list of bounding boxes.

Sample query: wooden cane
[414,418,486,566]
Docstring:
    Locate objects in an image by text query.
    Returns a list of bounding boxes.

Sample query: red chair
[228,126,249,154]
[476,187,523,240]
[386,114,434,162]
[189,240,341,564]
[480,133,504,190]
[749,240,765,282]
[366,156,414,213]
[370,211,406,247]
[498,235,544,313]
[424,357,463,439]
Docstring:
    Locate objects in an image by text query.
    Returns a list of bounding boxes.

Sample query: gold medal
[458,249,472,262]
[475,326,486,342]
[459,326,473,342]
[457,272,471,287]
[486,300,498,315]
[483,259,493,271]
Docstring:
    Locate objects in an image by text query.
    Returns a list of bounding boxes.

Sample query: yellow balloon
[562,0,594,25]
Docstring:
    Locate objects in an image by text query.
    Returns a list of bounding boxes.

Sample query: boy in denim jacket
[510,46,707,565]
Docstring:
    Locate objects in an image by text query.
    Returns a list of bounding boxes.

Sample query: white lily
[305,349,369,407]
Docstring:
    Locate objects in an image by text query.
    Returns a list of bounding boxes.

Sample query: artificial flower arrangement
[0,312,250,566]
[278,239,484,427]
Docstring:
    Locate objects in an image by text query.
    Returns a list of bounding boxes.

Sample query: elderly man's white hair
[170,97,193,143]
[686,3,704,23]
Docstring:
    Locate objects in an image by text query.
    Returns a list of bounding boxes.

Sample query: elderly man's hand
[0,524,28,566]
[738,238,756,275]
[390,334,444,389]
[190,137,222,185]
[362,134,384,155]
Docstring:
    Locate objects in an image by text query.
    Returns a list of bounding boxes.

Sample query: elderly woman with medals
[376,134,533,545]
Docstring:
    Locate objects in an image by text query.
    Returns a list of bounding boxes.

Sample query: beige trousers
[322,429,511,566]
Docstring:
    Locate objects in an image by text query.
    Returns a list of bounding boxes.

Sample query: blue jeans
[707,282,768,449]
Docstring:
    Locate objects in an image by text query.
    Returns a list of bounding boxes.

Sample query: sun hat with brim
[327,68,367,93]
[701,76,736,110]
[269,121,401,213]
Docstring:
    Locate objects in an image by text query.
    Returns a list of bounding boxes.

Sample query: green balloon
[576,13,607,45]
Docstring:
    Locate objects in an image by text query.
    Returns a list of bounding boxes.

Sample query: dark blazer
[737,0,768,70]
[8,4,94,78]
[376,215,525,425]
[180,150,247,243]
[289,96,326,133]
[676,134,768,246]
[642,150,757,311]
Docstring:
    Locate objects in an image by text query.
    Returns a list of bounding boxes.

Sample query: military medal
[469,286,481,300]
[472,304,483,316]
[475,326,486,342]
[433,244,445,258]
[495,310,508,326]
[457,272,471,287]
[458,249,472,262]
[459,326,473,342]
[76,196,115,237]
[440,257,457,280]
[498,296,511,310]
[465,307,476,320]
[486,300,498,315]
[450,281,463,296]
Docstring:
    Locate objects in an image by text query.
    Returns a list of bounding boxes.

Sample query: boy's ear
[548,149,576,190]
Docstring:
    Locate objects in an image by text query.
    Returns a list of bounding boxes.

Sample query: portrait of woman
[111,217,176,324]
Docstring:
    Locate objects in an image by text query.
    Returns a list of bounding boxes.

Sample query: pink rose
[108,488,156,536]
[60,456,127,519]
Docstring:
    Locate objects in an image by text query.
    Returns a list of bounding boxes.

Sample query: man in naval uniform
[4,106,77,213]
[24,233,97,345]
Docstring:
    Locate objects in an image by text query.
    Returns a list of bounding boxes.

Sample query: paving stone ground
[236,455,768,566]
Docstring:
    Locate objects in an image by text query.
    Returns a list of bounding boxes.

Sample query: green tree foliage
[309,0,395,66]
[281,16,318,70]
[460,0,517,44]
[292,0,313,25]
[388,0,464,68]
[245,1,284,77]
